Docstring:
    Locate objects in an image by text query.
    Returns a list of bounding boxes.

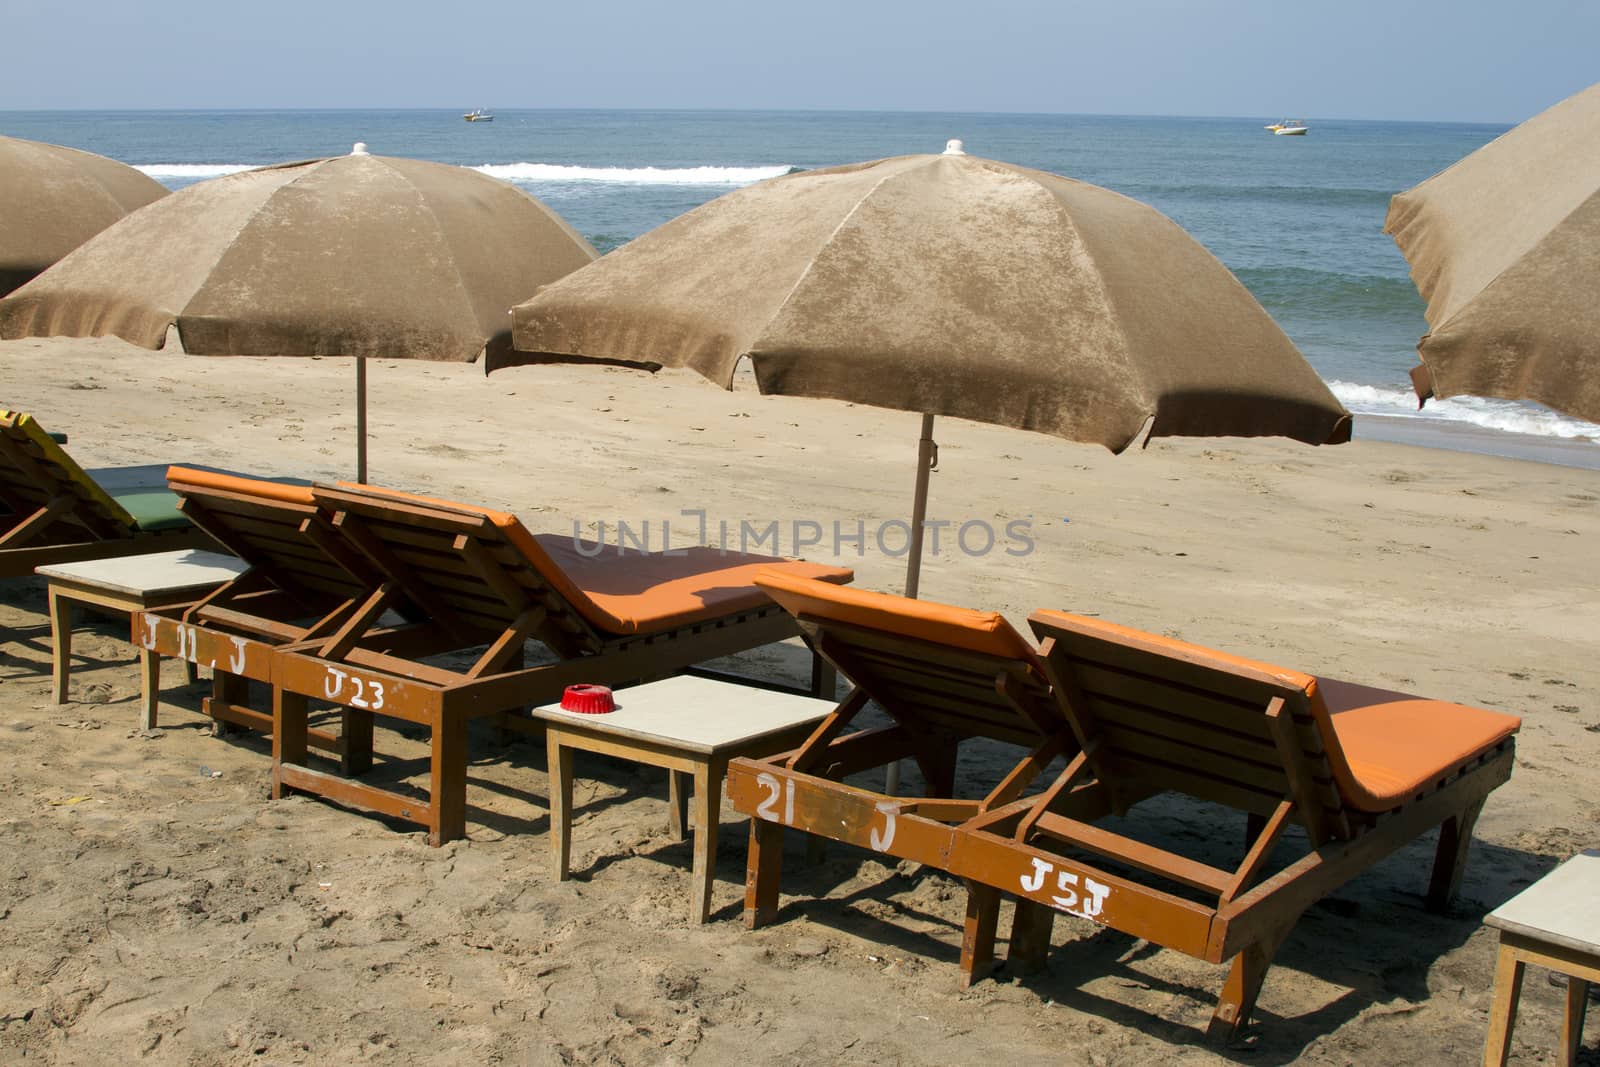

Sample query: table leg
[1565,977,1590,1067]
[48,587,72,705]
[138,648,160,731]
[691,759,720,925]
[669,770,690,841]
[550,738,574,882]
[1482,942,1525,1067]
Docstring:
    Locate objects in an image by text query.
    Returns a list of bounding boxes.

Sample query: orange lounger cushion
[330,482,853,636]
[1028,609,1320,692]
[1027,610,1520,814]
[167,465,317,507]
[756,568,1040,664]
[536,538,852,634]
[1313,678,1521,812]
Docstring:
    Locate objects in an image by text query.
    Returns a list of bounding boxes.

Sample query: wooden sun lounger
[269,482,855,846]
[725,574,1521,1040]
[1,410,218,578]
[130,467,422,766]
[724,571,1087,974]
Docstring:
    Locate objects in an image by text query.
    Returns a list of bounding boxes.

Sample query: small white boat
[1273,120,1308,135]
[463,108,494,123]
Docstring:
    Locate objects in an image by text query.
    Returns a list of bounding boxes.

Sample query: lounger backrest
[1028,610,1349,841]
[167,466,376,614]
[311,483,605,655]
[758,570,1060,747]
[0,409,136,539]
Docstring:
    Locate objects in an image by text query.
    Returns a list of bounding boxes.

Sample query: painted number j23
[323,667,385,711]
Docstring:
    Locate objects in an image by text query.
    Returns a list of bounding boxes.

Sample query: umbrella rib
[386,159,484,344]
[754,167,906,358]
[173,160,336,340]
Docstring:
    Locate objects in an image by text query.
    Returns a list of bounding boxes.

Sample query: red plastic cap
[560,684,615,714]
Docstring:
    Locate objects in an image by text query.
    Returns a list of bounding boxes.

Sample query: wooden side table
[1483,849,1598,1066]
[37,549,247,729]
[533,674,834,924]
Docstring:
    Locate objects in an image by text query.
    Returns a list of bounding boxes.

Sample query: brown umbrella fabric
[498,149,1351,454]
[1386,81,1600,424]
[0,146,598,478]
[0,134,167,296]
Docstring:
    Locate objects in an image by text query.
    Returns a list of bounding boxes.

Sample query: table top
[37,548,247,597]
[1485,849,1600,956]
[533,674,836,755]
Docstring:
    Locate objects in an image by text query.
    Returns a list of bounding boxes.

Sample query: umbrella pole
[902,413,937,599]
[356,355,368,483]
[889,413,937,796]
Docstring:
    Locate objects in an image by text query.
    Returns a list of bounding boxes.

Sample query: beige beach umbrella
[1386,80,1600,424]
[0,144,597,481]
[495,141,1350,598]
[0,134,167,296]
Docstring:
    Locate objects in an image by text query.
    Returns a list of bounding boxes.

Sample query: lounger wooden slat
[131,467,429,766]
[267,482,854,845]
[1004,610,1521,1038]
[723,574,1523,1042]
[1,410,220,577]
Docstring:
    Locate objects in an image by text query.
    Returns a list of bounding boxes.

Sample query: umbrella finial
[943,139,966,156]
[350,142,370,156]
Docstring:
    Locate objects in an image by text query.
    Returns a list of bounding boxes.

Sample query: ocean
[6,108,1598,460]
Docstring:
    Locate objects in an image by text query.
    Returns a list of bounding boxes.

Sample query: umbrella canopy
[496,144,1349,599]
[498,145,1350,455]
[1386,81,1600,424]
[0,134,167,296]
[0,145,597,479]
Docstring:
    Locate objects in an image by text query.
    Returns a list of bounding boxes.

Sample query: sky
[0,0,1595,122]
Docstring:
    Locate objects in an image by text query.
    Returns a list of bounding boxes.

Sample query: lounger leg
[272,688,310,799]
[1565,977,1590,1067]
[1207,921,1296,1042]
[341,709,374,777]
[429,714,467,847]
[922,738,958,798]
[809,654,836,699]
[1246,812,1267,854]
[745,819,783,928]
[1428,798,1485,911]
[138,647,160,731]
[959,881,1002,989]
[1008,898,1056,975]
[1482,942,1524,1067]
[206,671,248,737]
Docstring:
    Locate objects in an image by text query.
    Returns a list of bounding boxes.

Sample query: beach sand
[2,335,1597,1065]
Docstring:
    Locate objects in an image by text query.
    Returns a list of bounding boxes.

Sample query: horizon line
[0,105,1515,127]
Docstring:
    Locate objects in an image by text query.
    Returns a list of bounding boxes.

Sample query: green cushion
[109,488,192,533]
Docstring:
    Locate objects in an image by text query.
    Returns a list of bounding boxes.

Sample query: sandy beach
[3,334,1597,1065]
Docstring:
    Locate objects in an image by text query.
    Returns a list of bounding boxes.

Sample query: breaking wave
[474,163,797,185]
[1332,380,1600,441]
